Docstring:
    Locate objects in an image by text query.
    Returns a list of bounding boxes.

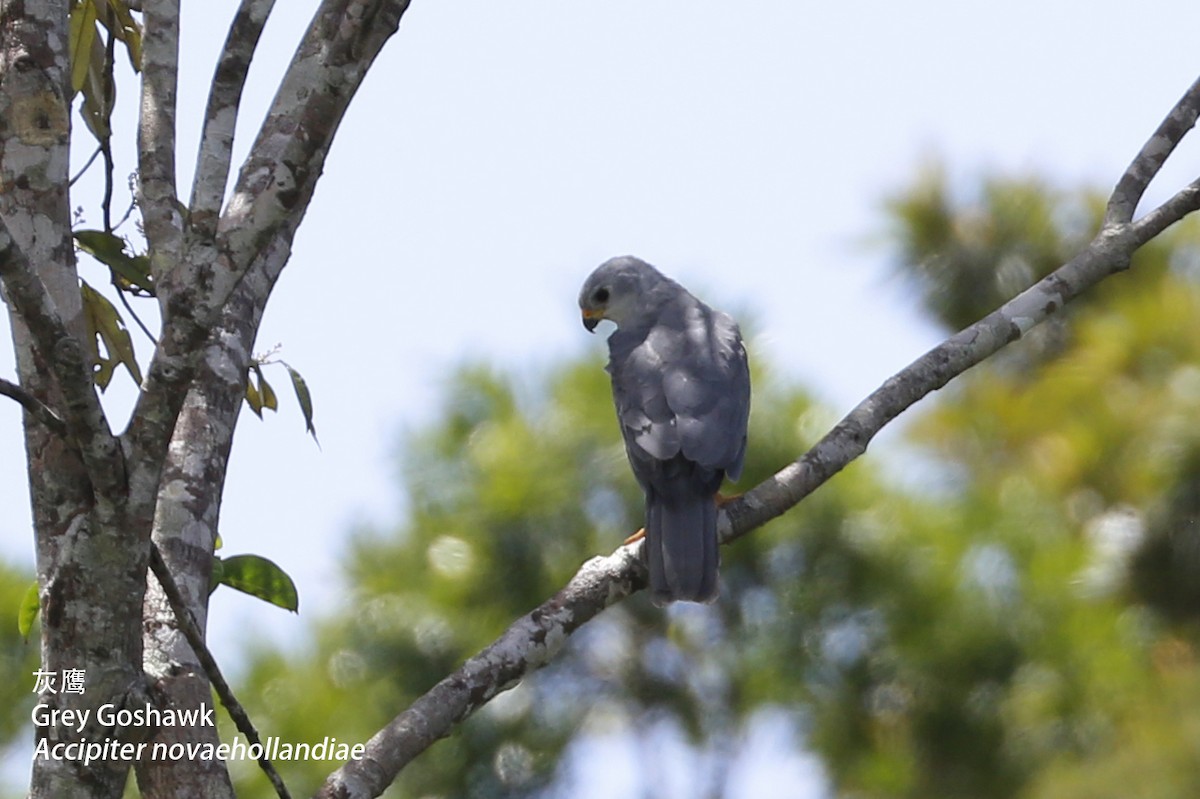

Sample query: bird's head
[578,255,669,332]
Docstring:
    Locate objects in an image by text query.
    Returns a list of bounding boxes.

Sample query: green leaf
[74,228,125,262]
[68,0,98,95]
[103,0,142,71]
[209,555,225,593]
[259,370,279,412]
[211,554,299,613]
[75,230,155,295]
[245,371,264,418]
[80,280,142,389]
[76,15,112,142]
[245,364,279,418]
[282,362,319,444]
[18,581,39,642]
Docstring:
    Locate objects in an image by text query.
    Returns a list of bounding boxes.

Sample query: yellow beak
[582,308,603,332]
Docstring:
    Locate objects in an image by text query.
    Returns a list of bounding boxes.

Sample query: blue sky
[3,2,1200,794]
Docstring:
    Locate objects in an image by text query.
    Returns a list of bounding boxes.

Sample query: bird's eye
[592,287,610,304]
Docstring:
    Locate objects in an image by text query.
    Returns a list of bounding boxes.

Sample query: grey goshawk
[579,256,750,603]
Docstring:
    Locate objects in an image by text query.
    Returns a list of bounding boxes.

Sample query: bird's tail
[646,494,719,604]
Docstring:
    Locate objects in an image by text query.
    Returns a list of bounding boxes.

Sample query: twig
[114,170,139,231]
[101,26,117,233]
[113,194,138,231]
[70,146,102,187]
[114,281,158,344]
[0,377,69,438]
[1129,175,1200,243]
[315,71,1200,799]
[147,543,292,799]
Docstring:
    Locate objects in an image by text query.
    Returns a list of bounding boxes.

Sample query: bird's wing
[609,299,750,480]
[609,330,681,468]
[660,303,750,479]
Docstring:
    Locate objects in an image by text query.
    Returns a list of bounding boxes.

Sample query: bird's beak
[582,309,601,332]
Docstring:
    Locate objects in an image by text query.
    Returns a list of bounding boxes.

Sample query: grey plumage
[579,256,750,603]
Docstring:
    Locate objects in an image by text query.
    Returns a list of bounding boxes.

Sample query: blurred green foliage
[97,165,1200,797]
[227,357,842,797]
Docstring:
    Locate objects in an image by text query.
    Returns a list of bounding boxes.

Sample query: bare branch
[1129,175,1200,244]
[722,238,1131,542]
[0,376,68,437]
[316,546,645,799]
[138,0,183,280]
[148,545,293,799]
[70,145,102,186]
[1104,75,1200,225]
[188,0,277,235]
[316,72,1200,799]
[114,282,158,343]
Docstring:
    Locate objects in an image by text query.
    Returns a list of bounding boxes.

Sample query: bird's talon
[623,528,646,545]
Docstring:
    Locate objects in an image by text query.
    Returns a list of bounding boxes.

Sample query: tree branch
[138,0,183,282]
[5,7,150,796]
[210,0,411,305]
[0,376,68,437]
[124,0,413,557]
[1129,174,1200,243]
[315,546,646,799]
[314,72,1200,799]
[188,0,277,235]
[1104,74,1200,225]
[722,238,1128,543]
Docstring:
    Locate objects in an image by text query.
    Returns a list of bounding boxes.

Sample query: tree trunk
[2,2,151,797]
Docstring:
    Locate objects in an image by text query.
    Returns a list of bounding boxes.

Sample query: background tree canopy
[100,167,1195,799]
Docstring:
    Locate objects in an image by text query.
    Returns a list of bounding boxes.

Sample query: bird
[579,256,750,603]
